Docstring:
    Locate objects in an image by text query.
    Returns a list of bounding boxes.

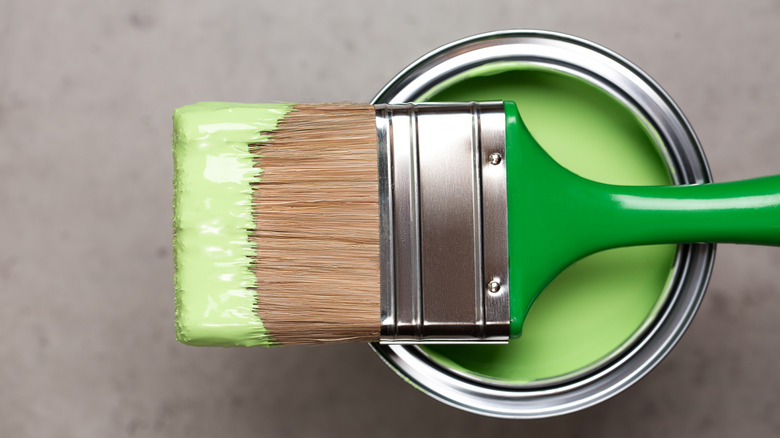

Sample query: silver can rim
[369,29,715,419]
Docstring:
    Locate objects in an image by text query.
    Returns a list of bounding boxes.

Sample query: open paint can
[370,30,714,418]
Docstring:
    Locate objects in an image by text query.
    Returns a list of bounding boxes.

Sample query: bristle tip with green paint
[172,102,293,347]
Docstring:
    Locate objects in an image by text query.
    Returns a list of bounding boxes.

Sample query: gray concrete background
[2,0,780,436]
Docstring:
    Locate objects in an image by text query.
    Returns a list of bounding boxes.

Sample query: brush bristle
[251,103,380,345]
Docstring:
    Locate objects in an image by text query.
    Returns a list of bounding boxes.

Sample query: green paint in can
[419,65,676,383]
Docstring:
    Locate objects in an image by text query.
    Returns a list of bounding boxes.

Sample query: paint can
[370,30,714,418]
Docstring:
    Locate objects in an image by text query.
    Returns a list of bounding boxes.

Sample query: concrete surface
[2,0,780,436]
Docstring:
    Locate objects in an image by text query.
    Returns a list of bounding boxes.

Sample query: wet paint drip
[173,102,292,347]
[420,65,677,383]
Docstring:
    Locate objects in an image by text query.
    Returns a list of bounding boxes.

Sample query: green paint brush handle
[592,176,780,247]
[505,101,780,335]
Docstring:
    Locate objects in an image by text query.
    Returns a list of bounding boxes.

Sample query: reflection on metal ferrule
[376,102,510,344]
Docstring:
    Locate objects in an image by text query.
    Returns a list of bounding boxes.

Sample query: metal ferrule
[376,102,510,344]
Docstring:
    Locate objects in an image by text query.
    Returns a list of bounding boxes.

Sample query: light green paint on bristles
[173,102,293,347]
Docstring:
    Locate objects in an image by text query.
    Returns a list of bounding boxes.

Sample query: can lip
[370,29,715,418]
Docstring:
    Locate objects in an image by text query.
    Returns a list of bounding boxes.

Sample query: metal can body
[370,30,714,418]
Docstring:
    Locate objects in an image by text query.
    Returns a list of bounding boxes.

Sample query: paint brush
[173,101,780,347]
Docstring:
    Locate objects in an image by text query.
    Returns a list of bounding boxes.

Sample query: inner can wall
[370,30,714,418]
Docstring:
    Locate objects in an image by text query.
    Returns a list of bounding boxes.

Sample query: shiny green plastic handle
[505,101,780,336]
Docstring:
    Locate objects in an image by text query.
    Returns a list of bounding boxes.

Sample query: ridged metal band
[376,102,510,344]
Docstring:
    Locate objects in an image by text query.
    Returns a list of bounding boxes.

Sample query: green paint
[421,65,677,383]
[173,102,292,347]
